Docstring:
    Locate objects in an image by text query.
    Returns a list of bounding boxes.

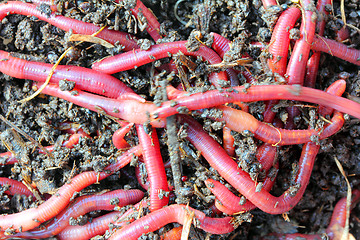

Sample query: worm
[160,226,183,240]
[57,211,121,240]
[109,204,235,239]
[268,7,301,76]
[0,145,142,234]
[0,50,134,98]
[136,124,169,211]
[92,41,229,88]
[311,36,360,66]
[112,123,134,149]
[205,144,278,215]
[13,189,144,238]
[261,0,278,8]
[0,1,139,50]
[153,84,360,121]
[0,178,33,197]
[286,0,317,86]
[180,114,321,214]
[305,0,332,88]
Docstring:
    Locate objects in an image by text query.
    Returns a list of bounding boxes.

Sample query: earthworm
[220,105,344,145]
[0,178,33,197]
[305,0,332,88]
[109,204,235,239]
[261,0,277,8]
[180,114,320,214]
[115,0,161,41]
[334,26,350,42]
[268,7,301,76]
[262,189,360,240]
[57,211,121,240]
[311,36,360,66]
[326,189,360,239]
[13,189,144,238]
[0,1,139,50]
[318,79,346,116]
[135,124,169,211]
[37,83,165,127]
[0,50,136,99]
[205,144,278,215]
[286,0,317,86]
[223,127,235,156]
[92,41,229,88]
[112,123,133,149]
[160,226,183,240]
[154,84,360,120]
[0,145,142,233]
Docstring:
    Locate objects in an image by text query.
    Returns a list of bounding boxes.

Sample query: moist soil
[0,0,359,239]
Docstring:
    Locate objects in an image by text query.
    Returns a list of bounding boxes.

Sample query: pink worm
[0,178,33,197]
[261,0,278,8]
[13,189,144,238]
[311,36,360,66]
[109,204,235,239]
[57,211,120,240]
[0,146,142,234]
[59,200,148,240]
[180,114,320,214]
[205,144,278,215]
[37,83,165,127]
[0,1,139,51]
[135,124,169,211]
[92,41,229,88]
[268,7,301,76]
[305,0,332,88]
[286,0,317,86]
[262,189,360,240]
[153,84,360,121]
[112,123,134,149]
[0,50,134,98]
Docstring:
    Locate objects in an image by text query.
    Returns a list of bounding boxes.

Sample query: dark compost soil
[0,0,359,239]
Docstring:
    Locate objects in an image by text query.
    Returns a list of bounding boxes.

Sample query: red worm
[92,41,228,88]
[153,84,360,121]
[205,144,278,215]
[318,79,346,116]
[286,0,317,85]
[58,211,120,240]
[0,1,139,50]
[0,50,135,98]
[136,124,169,211]
[160,226,182,240]
[262,189,360,240]
[37,83,165,128]
[0,145,142,234]
[223,127,235,156]
[268,7,301,76]
[180,114,320,214]
[326,189,360,239]
[217,104,344,145]
[261,0,278,8]
[109,204,235,239]
[305,0,332,88]
[14,189,144,238]
[0,178,33,197]
[311,36,360,66]
[112,123,134,149]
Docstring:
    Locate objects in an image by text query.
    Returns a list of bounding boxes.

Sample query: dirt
[0,0,359,239]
